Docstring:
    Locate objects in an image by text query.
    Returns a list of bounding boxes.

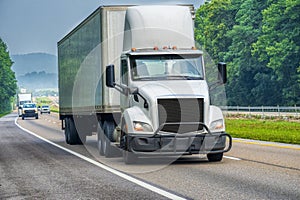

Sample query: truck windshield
[130,54,204,81]
[23,104,36,108]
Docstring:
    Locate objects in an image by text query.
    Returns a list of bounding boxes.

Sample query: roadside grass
[36,97,52,104]
[0,112,10,118]
[225,117,300,145]
[35,97,59,113]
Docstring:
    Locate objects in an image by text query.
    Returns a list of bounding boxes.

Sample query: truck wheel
[121,121,138,164]
[22,116,25,120]
[68,118,81,145]
[97,123,104,156]
[207,153,223,162]
[65,118,71,144]
[102,121,115,158]
[36,114,39,119]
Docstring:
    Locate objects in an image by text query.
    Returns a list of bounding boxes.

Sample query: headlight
[133,121,153,132]
[209,119,224,130]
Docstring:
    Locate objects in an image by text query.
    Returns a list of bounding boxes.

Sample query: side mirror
[106,65,115,88]
[218,62,227,84]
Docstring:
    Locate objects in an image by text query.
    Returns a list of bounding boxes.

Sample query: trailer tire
[65,118,71,144]
[68,118,82,145]
[207,153,223,162]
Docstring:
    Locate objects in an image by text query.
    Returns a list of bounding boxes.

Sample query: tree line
[195,0,300,106]
[0,38,17,114]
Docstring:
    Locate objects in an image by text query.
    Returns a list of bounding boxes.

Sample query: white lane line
[14,118,186,200]
[224,156,241,161]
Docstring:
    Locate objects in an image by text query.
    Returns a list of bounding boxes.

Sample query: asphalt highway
[1,112,299,199]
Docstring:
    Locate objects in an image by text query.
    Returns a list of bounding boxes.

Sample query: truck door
[120,58,129,111]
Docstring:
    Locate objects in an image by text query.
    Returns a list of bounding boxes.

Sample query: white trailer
[58,5,232,164]
[17,93,32,116]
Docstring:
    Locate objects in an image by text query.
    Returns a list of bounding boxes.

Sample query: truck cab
[106,48,230,163]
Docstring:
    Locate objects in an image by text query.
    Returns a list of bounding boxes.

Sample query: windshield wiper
[167,75,202,80]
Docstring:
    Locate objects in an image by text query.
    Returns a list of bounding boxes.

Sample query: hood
[135,80,209,102]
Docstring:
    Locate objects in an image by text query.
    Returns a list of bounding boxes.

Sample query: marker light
[131,48,137,52]
[153,46,159,50]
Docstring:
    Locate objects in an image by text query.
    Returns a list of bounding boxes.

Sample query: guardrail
[221,106,300,117]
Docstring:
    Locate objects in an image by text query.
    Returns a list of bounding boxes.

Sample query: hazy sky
[0,0,203,56]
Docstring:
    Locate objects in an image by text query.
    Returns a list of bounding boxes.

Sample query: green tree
[195,0,300,106]
[224,0,281,106]
[252,0,300,105]
[195,0,239,62]
[195,0,241,106]
[0,38,17,113]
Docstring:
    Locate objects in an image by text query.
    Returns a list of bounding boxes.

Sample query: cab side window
[121,59,128,85]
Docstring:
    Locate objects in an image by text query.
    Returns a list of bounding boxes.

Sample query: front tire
[121,121,138,164]
[207,153,223,162]
[123,150,137,164]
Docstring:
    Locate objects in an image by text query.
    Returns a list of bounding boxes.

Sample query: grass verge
[0,112,10,118]
[225,117,300,145]
[35,97,59,113]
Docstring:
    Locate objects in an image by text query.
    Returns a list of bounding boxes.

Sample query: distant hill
[11,53,58,90]
[11,53,57,77]
[17,71,58,90]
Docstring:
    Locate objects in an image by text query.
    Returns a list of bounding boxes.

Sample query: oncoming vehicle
[40,105,51,114]
[22,103,38,120]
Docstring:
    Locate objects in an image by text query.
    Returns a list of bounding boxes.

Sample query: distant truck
[17,93,32,117]
[58,5,232,164]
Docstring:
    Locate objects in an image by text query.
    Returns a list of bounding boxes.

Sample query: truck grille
[25,110,35,113]
[158,98,204,133]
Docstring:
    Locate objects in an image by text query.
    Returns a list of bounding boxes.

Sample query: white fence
[221,106,300,117]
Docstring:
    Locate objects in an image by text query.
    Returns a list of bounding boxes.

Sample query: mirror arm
[113,83,128,95]
[114,84,148,109]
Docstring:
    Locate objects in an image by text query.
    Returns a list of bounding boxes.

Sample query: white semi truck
[17,93,32,117]
[58,5,232,164]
